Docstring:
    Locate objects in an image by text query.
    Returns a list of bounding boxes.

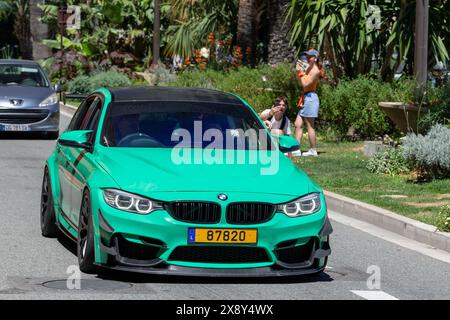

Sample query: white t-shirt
[270,117,291,136]
[270,116,291,135]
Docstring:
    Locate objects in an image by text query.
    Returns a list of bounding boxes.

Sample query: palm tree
[164,0,238,59]
[287,0,450,81]
[30,0,51,60]
[0,0,32,59]
[237,0,257,64]
[267,0,295,65]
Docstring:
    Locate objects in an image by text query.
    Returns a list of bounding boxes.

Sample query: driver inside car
[112,114,140,145]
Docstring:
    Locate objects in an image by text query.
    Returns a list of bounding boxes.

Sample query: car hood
[96,147,314,198]
[0,86,53,107]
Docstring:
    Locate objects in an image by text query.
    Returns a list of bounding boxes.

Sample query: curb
[324,190,450,253]
[60,103,77,117]
[62,103,78,110]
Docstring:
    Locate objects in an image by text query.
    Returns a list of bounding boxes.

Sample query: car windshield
[0,64,49,87]
[101,101,273,150]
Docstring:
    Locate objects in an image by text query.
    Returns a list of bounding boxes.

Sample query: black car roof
[0,59,40,66]
[109,86,244,105]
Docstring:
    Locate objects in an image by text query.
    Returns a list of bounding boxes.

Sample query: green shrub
[67,75,91,95]
[436,205,450,232]
[168,64,300,116]
[418,84,450,132]
[68,70,132,94]
[403,124,450,179]
[366,147,410,176]
[319,76,415,139]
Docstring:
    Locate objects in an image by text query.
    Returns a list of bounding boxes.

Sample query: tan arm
[260,109,273,121]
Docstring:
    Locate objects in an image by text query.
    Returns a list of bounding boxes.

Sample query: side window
[85,107,101,131]
[67,96,96,131]
[79,98,100,130]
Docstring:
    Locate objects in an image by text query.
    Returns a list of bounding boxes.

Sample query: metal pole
[414,0,429,102]
[152,0,161,67]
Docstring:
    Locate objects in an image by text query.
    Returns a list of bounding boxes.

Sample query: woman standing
[293,48,324,157]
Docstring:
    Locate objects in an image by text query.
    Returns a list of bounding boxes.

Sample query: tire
[77,189,98,274]
[46,131,59,140]
[40,168,58,237]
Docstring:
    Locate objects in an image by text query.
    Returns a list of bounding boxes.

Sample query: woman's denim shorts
[299,92,320,118]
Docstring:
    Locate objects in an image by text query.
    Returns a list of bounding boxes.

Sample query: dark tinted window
[80,98,100,130]
[101,101,272,150]
[68,96,98,131]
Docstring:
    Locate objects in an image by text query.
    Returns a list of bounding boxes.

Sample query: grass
[294,139,450,227]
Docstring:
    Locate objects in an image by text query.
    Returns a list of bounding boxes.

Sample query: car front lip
[96,262,328,278]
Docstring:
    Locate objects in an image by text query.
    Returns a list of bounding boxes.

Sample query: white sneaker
[302,149,318,157]
[291,150,302,157]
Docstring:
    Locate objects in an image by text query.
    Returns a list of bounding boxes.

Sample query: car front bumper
[92,191,333,277]
[0,103,59,132]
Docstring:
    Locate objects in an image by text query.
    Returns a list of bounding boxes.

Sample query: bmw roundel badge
[217,193,228,201]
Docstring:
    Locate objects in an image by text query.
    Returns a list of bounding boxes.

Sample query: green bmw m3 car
[40,86,332,276]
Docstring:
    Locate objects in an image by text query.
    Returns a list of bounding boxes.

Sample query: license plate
[188,228,257,244]
[0,124,30,131]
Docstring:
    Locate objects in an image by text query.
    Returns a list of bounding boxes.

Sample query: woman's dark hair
[274,96,289,111]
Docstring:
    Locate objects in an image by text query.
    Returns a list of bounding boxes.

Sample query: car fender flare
[81,185,103,264]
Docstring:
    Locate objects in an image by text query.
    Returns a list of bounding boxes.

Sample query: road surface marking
[329,210,450,264]
[351,290,399,300]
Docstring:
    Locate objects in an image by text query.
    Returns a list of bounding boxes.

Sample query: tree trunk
[267,0,295,65]
[14,1,32,59]
[323,32,341,84]
[30,0,51,60]
[152,0,161,67]
[237,0,257,65]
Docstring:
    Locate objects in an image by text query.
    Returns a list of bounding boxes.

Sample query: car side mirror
[274,135,300,153]
[54,83,63,93]
[58,130,93,151]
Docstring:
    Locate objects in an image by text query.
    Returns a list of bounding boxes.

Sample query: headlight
[277,193,322,217]
[39,93,59,107]
[102,189,163,214]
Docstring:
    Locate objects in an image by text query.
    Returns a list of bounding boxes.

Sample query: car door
[57,95,98,226]
[69,96,104,223]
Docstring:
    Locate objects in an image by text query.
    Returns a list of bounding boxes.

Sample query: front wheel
[77,189,97,274]
[40,168,58,237]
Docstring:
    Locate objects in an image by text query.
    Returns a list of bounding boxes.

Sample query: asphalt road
[0,108,449,300]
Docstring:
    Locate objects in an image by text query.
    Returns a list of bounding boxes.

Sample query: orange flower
[207,32,215,44]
